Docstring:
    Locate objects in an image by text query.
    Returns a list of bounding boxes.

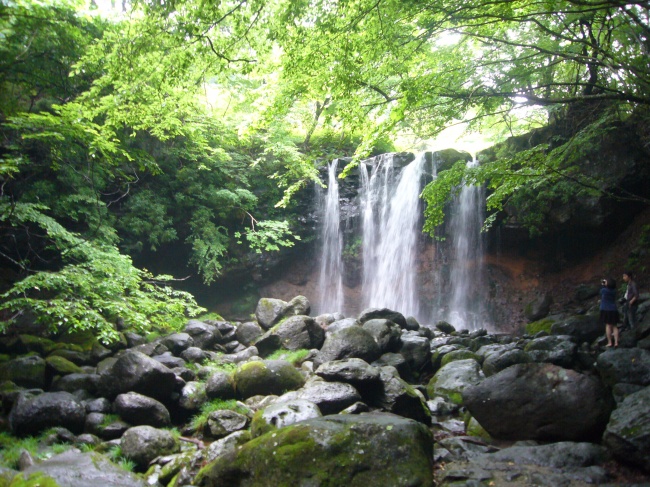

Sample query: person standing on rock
[622,271,639,330]
[600,277,620,348]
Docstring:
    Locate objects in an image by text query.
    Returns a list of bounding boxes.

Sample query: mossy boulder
[603,385,650,472]
[233,360,305,399]
[250,399,322,438]
[426,358,484,405]
[551,314,601,345]
[440,349,479,368]
[525,318,555,336]
[45,356,84,375]
[121,425,180,471]
[195,413,433,487]
[254,298,288,330]
[17,335,58,355]
[0,355,46,389]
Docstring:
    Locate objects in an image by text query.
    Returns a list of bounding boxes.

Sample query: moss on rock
[233,360,304,399]
[45,356,84,375]
[196,413,433,487]
[525,318,555,336]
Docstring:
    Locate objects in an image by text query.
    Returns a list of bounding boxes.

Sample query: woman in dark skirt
[600,277,620,347]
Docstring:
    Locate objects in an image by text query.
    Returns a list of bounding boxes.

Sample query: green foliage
[342,237,362,261]
[0,202,205,343]
[0,430,73,472]
[235,220,301,254]
[186,208,229,285]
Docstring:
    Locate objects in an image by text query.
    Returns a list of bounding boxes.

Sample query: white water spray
[317,159,344,314]
[447,158,486,329]
[361,153,428,317]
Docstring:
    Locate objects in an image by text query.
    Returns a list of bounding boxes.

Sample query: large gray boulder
[524,293,553,322]
[398,333,431,377]
[279,378,362,415]
[596,348,650,387]
[603,385,650,471]
[160,333,194,355]
[551,314,602,345]
[250,399,322,438]
[326,318,361,335]
[362,319,401,353]
[235,321,263,346]
[98,351,177,401]
[233,360,305,399]
[358,307,408,328]
[524,335,578,368]
[178,381,207,412]
[205,370,236,400]
[315,358,382,399]
[51,372,99,394]
[254,315,325,357]
[152,351,187,369]
[184,320,221,349]
[195,413,433,487]
[14,450,149,487]
[437,441,608,486]
[121,425,180,470]
[10,391,86,436]
[284,295,311,316]
[477,344,532,377]
[426,358,485,405]
[255,298,288,329]
[462,363,614,441]
[372,367,431,425]
[113,392,171,427]
[313,326,381,368]
[206,409,249,439]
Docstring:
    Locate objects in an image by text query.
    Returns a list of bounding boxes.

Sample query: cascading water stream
[317,159,344,314]
[361,153,428,318]
[447,158,486,330]
[316,151,488,327]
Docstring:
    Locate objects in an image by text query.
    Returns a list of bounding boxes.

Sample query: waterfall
[361,153,427,318]
[315,151,488,327]
[317,159,344,314]
[447,158,486,330]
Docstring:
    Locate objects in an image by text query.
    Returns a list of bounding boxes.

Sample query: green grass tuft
[267,348,310,365]
[189,399,249,432]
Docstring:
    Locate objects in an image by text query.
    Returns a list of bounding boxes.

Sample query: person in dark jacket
[600,277,619,347]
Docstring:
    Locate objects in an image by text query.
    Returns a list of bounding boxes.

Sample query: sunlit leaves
[235,219,301,253]
[0,202,205,342]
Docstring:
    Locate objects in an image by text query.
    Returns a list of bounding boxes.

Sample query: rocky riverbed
[1,293,649,486]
